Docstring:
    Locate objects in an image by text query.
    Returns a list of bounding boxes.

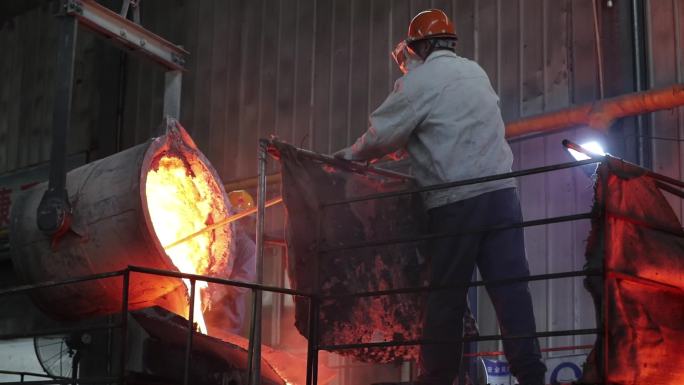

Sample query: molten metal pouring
[146,154,232,334]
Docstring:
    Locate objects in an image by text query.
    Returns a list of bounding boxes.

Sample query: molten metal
[146,154,229,333]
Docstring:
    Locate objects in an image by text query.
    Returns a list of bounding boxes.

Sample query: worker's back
[401,50,516,209]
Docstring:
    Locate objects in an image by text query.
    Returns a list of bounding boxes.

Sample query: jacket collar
[425,50,458,63]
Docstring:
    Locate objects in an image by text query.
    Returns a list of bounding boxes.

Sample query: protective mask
[392,40,423,74]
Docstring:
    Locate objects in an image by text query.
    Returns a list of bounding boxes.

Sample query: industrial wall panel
[0,3,123,174]
[647,0,684,221]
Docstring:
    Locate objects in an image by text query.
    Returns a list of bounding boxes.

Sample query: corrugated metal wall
[0,1,122,173]
[646,0,684,221]
[2,0,684,382]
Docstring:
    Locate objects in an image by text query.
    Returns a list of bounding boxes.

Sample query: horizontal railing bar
[321,269,602,300]
[0,270,126,297]
[0,377,120,385]
[318,328,600,351]
[463,344,595,357]
[322,158,601,207]
[0,322,121,341]
[608,271,684,294]
[127,266,313,298]
[320,213,592,253]
[0,369,69,380]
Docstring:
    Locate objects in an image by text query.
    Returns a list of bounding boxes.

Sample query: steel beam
[63,0,187,71]
[36,14,78,236]
[163,70,183,119]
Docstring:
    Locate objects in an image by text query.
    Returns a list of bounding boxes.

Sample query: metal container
[9,124,232,320]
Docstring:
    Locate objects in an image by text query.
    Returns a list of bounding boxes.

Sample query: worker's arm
[334,80,420,161]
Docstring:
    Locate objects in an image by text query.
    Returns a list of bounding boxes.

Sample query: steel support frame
[36,13,78,235]
[61,0,186,120]
[63,0,187,71]
[64,0,186,120]
[38,0,186,236]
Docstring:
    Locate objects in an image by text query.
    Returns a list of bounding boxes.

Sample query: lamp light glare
[568,141,605,161]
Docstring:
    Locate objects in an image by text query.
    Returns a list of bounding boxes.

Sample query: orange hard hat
[227,190,254,213]
[407,9,458,42]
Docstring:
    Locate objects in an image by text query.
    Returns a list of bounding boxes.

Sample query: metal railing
[0,266,314,385]
[258,139,607,385]
[5,140,682,385]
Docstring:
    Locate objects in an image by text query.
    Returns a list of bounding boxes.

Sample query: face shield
[392,40,423,74]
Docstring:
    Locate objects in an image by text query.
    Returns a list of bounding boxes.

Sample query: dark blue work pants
[418,188,546,385]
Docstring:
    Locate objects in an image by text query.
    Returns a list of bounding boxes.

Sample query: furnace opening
[145,152,231,334]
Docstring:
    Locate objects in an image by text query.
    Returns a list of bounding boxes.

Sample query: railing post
[305,297,320,385]
[600,161,609,384]
[248,140,268,385]
[306,204,324,385]
[183,278,196,385]
[119,270,129,385]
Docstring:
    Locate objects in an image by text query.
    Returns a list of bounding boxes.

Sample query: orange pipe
[505,84,684,139]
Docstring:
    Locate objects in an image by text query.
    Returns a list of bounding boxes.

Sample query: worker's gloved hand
[332,147,354,160]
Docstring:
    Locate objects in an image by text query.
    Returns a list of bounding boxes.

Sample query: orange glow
[146,154,229,334]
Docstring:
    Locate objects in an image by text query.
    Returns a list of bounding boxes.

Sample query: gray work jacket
[348,50,516,209]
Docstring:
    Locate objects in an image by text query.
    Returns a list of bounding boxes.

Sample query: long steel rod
[0,378,119,385]
[592,0,605,99]
[182,279,196,385]
[268,140,414,181]
[318,328,600,351]
[322,158,601,207]
[632,0,646,166]
[0,270,125,297]
[0,323,121,341]
[126,266,311,297]
[0,370,69,380]
[321,269,602,300]
[320,213,592,253]
[656,181,684,199]
[565,140,684,189]
[164,197,283,250]
[645,167,684,188]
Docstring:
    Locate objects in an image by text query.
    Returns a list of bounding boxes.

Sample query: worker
[333,9,546,385]
[205,190,257,336]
